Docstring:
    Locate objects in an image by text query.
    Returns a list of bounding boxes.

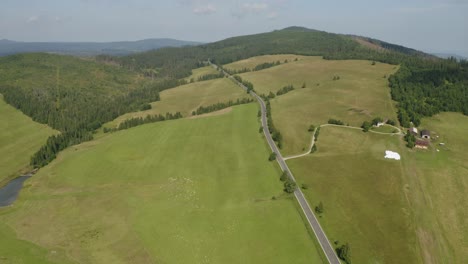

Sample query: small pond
[0,176,31,207]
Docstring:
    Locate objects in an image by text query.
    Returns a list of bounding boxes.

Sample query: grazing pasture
[1,104,325,264]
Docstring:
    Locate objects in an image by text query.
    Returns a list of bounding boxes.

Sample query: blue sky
[0,0,467,56]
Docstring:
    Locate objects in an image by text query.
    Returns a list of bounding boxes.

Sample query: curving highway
[210,62,341,264]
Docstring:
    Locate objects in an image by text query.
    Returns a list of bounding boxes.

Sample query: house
[421,130,431,139]
[415,140,429,149]
[408,127,418,135]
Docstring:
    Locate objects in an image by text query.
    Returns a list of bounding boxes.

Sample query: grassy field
[235,55,398,155]
[403,112,468,264]
[0,96,56,184]
[223,54,304,71]
[288,126,420,264]
[1,104,325,264]
[371,124,399,133]
[104,78,250,129]
[185,66,219,81]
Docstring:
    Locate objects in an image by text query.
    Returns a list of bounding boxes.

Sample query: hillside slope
[0,105,325,264]
[0,96,57,184]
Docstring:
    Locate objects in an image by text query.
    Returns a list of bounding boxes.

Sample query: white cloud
[242,3,268,13]
[26,16,39,23]
[267,11,278,19]
[193,4,216,15]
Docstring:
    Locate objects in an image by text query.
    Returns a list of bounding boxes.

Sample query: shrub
[268,152,277,161]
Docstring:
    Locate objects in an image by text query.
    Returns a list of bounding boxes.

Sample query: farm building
[421,130,431,139]
[415,140,429,149]
[408,127,418,135]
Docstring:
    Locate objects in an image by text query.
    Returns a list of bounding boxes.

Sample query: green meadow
[0,95,57,184]
[288,126,419,264]
[105,78,249,129]
[404,113,468,263]
[287,112,468,264]
[235,55,398,155]
[1,104,325,264]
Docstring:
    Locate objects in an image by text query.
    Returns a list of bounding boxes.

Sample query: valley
[0,26,467,264]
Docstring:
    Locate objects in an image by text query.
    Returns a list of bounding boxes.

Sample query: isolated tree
[302,82,306,88]
[301,183,309,189]
[268,152,277,161]
[284,179,297,193]
[308,124,315,132]
[336,243,352,264]
[315,201,324,214]
[361,121,372,132]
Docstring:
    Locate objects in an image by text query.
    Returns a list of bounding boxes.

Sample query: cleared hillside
[104,78,250,129]
[235,55,398,155]
[0,96,57,184]
[0,104,325,264]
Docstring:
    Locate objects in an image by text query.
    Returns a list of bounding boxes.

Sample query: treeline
[192,98,254,115]
[30,130,93,168]
[0,54,189,168]
[276,85,295,96]
[233,75,254,92]
[389,60,468,127]
[266,100,283,148]
[253,61,281,71]
[107,112,183,132]
[196,72,224,82]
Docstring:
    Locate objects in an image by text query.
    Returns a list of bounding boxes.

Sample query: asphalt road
[211,62,342,264]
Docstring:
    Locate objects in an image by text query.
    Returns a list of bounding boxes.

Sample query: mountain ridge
[0,38,201,57]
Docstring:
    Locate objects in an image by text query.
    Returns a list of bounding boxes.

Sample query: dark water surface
[0,176,31,207]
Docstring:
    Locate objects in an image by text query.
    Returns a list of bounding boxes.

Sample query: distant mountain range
[0,38,201,57]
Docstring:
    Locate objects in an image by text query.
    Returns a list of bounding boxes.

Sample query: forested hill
[112,26,467,127]
[0,53,186,167]
[0,38,200,57]
[111,26,431,79]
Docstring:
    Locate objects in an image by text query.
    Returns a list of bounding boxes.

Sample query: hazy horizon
[1,0,467,56]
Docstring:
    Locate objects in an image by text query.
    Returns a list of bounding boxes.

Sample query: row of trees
[104,112,183,133]
[233,75,254,93]
[195,72,224,82]
[192,98,254,115]
[328,119,345,125]
[276,85,295,96]
[265,100,283,148]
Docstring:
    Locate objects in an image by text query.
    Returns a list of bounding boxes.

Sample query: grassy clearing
[288,126,420,264]
[237,55,397,155]
[223,54,303,71]
[371,124,399,133]
[403,113,468,264]
[185,66,219,81]
[104,78,249,129]
[0,96,57,184]
[1,104,324,264]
